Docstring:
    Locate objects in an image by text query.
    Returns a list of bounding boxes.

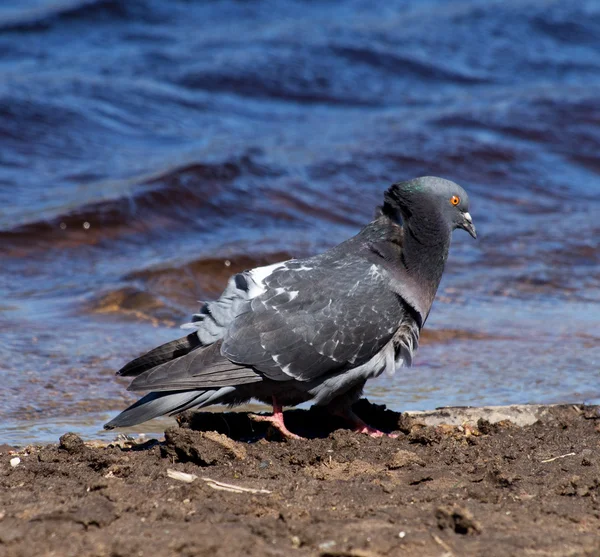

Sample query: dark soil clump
[1,402,600,556]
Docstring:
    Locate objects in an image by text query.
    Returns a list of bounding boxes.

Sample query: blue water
[1,0,599,444]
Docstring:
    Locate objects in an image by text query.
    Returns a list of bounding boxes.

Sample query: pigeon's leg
[249,397,302,440]
[331,407,398,438]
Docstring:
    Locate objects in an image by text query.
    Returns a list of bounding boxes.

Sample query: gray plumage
[104,176,476,431]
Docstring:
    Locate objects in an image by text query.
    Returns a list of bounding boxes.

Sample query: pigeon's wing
[126,340,263,393]
[222,257,405,381]
[117,262,292,379]
[182,262,289,344]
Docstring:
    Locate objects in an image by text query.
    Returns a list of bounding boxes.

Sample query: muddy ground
[1,401,600,557]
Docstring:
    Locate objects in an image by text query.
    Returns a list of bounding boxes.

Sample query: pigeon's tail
[103,386,236,430]
[117,333,202,377]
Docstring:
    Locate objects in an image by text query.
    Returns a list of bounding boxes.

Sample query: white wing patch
[368,264,382,278]
[247,262,286,297]
[271,354,293,375]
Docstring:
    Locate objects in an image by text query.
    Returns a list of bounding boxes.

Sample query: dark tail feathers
[118,333,201,377]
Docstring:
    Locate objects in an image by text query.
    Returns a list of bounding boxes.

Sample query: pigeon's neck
[397,219,451,322]
[361,216,451,326]
[403,220,451,290]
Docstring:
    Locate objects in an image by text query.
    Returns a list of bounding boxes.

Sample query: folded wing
[222,256,405,382]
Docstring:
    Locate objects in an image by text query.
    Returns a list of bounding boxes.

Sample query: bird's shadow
[176,399,401,442]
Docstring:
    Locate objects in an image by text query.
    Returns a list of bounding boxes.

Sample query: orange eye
[450,195,460,206]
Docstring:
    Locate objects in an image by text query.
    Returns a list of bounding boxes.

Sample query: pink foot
[354,423,385,437]
[249,397,302,440]
[353,420,398,438]
[333,408,398,438]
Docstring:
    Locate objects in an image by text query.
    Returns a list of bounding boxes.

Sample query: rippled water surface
[1,0,599,444]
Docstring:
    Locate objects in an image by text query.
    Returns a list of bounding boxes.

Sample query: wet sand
[2,401,600,556]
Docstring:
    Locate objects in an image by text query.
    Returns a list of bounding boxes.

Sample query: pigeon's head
[383,176,477,239]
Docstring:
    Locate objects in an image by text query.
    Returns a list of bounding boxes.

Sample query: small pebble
[399,531,406,538]
[59,432,84,453]
[10,457,20,468]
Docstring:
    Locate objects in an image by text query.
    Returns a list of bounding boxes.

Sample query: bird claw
[249,413,303,440]
[332,408,398,438]
[330,408,398,439]
[353,424,398,438]
[354,424,384,437]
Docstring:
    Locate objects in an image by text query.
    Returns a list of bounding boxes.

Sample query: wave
[0,0,154,32]
[0,155,283,253]
[88,286,183,327]
[330,45,490,85]
[531,5,600,46]
[177,41,489,106]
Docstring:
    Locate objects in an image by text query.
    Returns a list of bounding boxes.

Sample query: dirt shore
[1,401,600,557]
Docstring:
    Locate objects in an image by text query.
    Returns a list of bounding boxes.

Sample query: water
[1,0,599,445]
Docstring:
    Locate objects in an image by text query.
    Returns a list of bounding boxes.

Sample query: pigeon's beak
[459,212,477,239]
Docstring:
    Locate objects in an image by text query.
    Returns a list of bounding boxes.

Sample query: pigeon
[105,176,476,438]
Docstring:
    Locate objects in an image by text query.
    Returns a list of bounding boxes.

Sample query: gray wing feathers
[127,341,262,393]
[183,272,255,344]
[116,268,274,395]
[223,258,406,382]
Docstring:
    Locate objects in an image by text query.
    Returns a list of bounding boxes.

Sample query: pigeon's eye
[450,195,460,206]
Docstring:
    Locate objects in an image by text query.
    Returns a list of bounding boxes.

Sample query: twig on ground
[200,477,272,494]
[432,533,454,557]
[319,550,383,557]
[167,469,271,493]
[541,452,576,463]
